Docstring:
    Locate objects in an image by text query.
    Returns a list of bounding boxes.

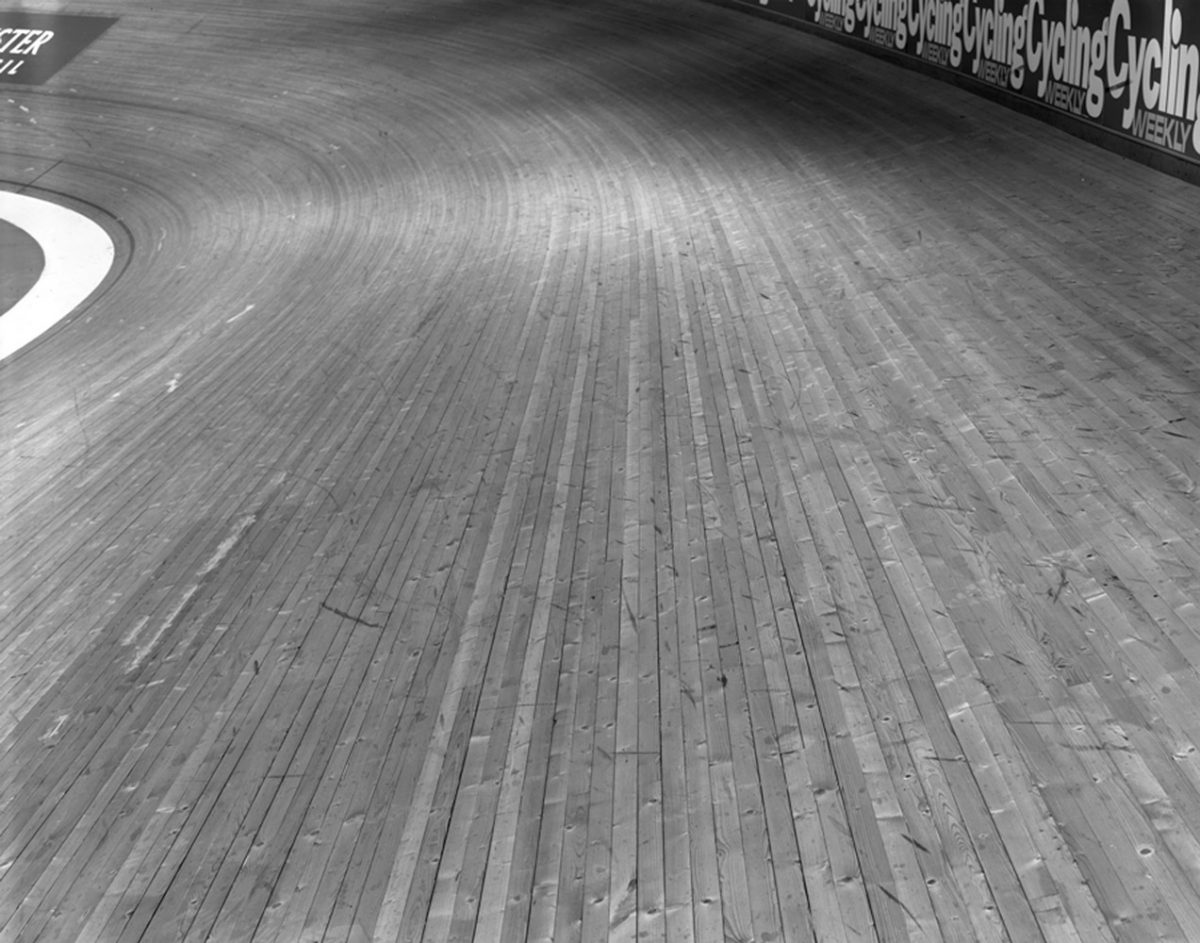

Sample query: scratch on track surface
[319,601,383,629]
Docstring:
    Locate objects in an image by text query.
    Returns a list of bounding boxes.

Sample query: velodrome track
[3,0,1200,940]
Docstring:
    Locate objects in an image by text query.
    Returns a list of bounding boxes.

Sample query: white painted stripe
[39,713,70,744]
[0,191,115,362]
[126,513,258,672]
[198,513,258,576]
[120,615,150,648]
[127,585,199,674]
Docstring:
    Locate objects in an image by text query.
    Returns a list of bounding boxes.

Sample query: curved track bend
[3,0,1200,940]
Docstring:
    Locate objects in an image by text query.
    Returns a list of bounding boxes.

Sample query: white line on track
[0,190,115,362]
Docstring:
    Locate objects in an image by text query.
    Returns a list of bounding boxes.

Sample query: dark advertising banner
[0,13,116,85]
[736,0,1200,166]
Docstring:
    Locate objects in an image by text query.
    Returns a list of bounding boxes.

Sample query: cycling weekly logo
[786,0,1200,162]
[0,13,116,85]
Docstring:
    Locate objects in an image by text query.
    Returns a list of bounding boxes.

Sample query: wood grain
[3,0,1200,940]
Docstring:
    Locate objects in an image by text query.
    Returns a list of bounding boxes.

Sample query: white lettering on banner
[871,25,898,47]
[922,40,953,65]
[798,0,1200,158]
[980,58,1013,86]
[1131,108,1190,150]
[0,28,55,56]
[964,0,1027,86]
[811,0,858,32]
[1107,0,1200,147]
[858,0,912,47]
[1027,0,1107,117]
[1043,78,1087,112]
[821,10,844,30]
[916,0,966,67]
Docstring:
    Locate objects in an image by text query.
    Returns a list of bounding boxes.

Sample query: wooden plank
[608,231,647,943]
[634,223,668,943]
[662,223,727,943]
[577,266,629,943]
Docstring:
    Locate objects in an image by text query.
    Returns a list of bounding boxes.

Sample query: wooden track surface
[3,0,1200,939]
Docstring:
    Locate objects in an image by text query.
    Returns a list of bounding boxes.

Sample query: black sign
[737,0,1200,167]
[0,13,116,85]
